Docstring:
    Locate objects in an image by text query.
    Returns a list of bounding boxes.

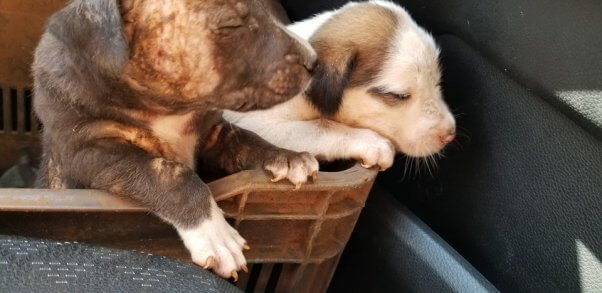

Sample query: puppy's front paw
[178,201,248,280]
[263,150,319,189]
[350,129,395,171]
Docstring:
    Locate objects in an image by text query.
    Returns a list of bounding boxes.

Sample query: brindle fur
[33,0,314,230]
[197,110,315,175]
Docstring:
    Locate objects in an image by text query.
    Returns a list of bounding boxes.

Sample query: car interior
[1,0,601,292]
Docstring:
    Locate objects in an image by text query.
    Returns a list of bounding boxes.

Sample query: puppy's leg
[198,112,319,188]
[69,140,246,278]
[227,113,396,170]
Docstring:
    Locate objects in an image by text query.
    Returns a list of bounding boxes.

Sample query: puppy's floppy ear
[46,0,128,78]
[305,42,356,116]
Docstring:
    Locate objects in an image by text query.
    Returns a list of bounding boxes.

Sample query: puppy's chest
[150,113,199,169]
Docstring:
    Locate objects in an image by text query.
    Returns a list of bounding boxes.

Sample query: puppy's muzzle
[285,53,317,72]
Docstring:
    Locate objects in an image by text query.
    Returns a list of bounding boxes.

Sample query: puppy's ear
[305,43,356,116]
[46,0,128,77]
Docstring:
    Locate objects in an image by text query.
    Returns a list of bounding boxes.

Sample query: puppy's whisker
[415,157,422,177]
[428,156,436,174]
[429,154,438,171]
[402,156,410,180]
[456,127,470,136]
[450,140,464,151]
[424,156,433,177]
[456,132,471,140]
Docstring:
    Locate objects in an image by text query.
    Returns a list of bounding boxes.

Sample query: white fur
[150,113,198,169]
[287,10,336,40]
[370,0,408,14]
[226,1,455,168]
[224,97,395,170]
[341,1,455,157]
[152,115,248,278]
[286,2,363,39]
[177,199,246,278]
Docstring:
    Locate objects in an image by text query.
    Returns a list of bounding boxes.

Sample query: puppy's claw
[270,175,285,182]
[243,244,251,251]
[241,264,248,273]
[203,256,214,270]
[232,271,238,282]
[310,171,318,182]
[361,162,373,169]
[294,184,302,190]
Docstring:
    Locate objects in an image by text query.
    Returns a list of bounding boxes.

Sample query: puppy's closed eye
[220,18,244,28]
[368,87,411,105]
[212,6,246,30]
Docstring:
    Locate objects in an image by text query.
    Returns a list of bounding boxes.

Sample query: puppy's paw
[178,201,248,280]
[350,129,395,171]
[263,150,319,188]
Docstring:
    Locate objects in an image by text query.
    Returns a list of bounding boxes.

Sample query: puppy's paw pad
[264,151,319,187]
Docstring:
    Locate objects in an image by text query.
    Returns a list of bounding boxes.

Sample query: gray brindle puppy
[33,0,318,279]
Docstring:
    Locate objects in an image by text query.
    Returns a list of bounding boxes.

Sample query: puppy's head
[304,1,455,157]
[120,0,316,111]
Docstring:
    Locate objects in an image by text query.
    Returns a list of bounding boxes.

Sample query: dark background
[281,0,602,292]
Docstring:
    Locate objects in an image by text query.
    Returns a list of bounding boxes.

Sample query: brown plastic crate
[0,1,59,170]
[0,163,378,292]
[0,2,379,291]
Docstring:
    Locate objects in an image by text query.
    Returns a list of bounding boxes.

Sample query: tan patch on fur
[48,158,68,189]
[118,107,160,123]
[85,121,174,159]
[310,3,399,86]
[108,183,125,194]
[118,0,314,111]
[204,123,224,151]
[149,113,199,168]
[120,0,221,100]
[150,157,187,180]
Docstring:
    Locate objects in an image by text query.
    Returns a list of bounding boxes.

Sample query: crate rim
[0,162,377,212]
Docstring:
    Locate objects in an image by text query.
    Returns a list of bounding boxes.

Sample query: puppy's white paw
[349,129,395,171]
[177,200,248,280]
[263,150,319,188]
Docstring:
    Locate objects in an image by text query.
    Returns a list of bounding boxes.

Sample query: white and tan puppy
[224,1,456,176]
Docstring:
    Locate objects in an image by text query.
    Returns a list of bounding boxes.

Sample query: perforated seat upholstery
[0,235,241,293]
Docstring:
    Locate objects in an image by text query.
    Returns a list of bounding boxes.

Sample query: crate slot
[218,193,242,217]
[326,183,373,215]
[310,212,362,260]
[241,190,329,216]
[237,219,313,261]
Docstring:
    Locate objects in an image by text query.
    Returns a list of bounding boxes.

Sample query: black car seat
[0,235,241,293]
[279,0,602,292]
